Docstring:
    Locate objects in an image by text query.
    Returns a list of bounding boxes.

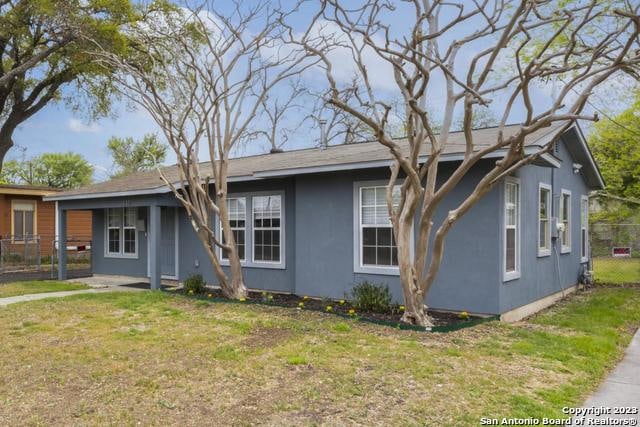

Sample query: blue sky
[9,1,633,183]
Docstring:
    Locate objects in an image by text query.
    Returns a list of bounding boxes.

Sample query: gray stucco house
[47,123,603,320]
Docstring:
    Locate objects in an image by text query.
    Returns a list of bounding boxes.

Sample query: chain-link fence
[590,223,640,284]
[0,236,41,272]
[0,235,92,282]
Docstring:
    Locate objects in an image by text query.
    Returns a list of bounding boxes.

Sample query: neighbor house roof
[46,122,603,201]
[0,183,61,197]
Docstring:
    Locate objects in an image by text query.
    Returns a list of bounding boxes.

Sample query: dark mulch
[120,282,177,291]
[177,288,482,329]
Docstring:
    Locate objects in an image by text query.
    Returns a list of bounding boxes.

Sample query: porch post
[57,208,67,280]
[149,205,161,290]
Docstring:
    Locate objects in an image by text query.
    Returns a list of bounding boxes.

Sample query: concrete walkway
[576,328,640,424]
[0,288,129,307]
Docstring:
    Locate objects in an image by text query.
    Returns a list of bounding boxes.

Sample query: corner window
[252,195,281,263]
[581,195,589,262]
[504,177,520,281]
[560,190,571,253]
[221,198,246,261]
[538,184,551,256]
[12,201,36,241]
[359,185,400,268]
[106,207,138,257]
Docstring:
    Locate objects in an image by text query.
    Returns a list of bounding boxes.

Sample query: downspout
[551,155,566,298]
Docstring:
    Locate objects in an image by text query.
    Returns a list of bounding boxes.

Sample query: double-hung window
[253,195,281,263]
[359,185,400,269]
[12,201,36,241]
[538,183,551,256]
[106,207,138,257]
[560,190,571,253]
[504,177,520,281]
[580,195,589,262]
[221,198,246,261]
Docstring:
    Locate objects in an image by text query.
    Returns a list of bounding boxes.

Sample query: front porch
[55,193,182,290]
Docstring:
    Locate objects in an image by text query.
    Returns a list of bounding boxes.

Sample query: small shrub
[286,355,308,365]
[349,281,392,313]
[183,274,206,294]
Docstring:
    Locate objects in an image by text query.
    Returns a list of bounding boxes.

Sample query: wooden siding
[0,194,92,256]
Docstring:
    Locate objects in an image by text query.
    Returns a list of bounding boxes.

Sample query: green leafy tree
[107,134,167,178]
[589,94,640,201]
[1,152,93,188]
[0,0,136,171]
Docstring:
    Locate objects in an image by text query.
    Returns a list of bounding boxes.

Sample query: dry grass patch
[0,285,638,426]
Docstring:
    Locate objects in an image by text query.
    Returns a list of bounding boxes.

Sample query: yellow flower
[303,295,309,300]
[399,305,405,311]
[326,306,333,312]
[239,297,246,302]
[188,290,194,295]
[298,302,305,308]
[348,309,356,316]
[459,311,470,320]
[207,293,212,298]
[339,299,345,305]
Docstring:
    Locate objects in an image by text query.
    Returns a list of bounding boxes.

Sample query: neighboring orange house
[0,184,92,256]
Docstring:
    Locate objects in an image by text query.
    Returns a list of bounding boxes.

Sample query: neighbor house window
[504,177,520,281]
[581,195,589,262]
[106,207,137,257]
[12,200,36,241]
[538,183,551,256]
[560,190,571,253]
[359,185,400,268]
[221,197,246,261]
[253,195,281,263]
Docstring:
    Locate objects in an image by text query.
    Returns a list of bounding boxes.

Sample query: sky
[9,1,636,183]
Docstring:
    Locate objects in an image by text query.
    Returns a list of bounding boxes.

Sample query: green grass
[0,285,638,425]
[0,280,90,298]
[592,257,640,283]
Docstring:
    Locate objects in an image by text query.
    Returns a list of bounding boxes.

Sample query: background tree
[1,151,93,188]
[300,0,640,326]
[0,0,135,171]
[89,1,318,298]
[107,133,167,178]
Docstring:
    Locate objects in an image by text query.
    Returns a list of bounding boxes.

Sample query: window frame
[216,191,286,270]
[503,176,521,282]
[251,194,283,265]
[219,197,247,263]
[580,195,589,263]
[11,199,37,243]
[537,183,552,257]
[104,207,139,259]
[560,189,572,254]
[353,180,410,276]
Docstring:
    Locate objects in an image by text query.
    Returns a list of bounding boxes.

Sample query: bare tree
[90,1,317,298]
[256,78,306,153]
[298,0,640,326]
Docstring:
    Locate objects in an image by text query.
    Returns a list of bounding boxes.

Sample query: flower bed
[176,288,495,332]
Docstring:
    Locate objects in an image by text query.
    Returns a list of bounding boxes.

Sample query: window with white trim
[360,185,400,267]
[221,197,246,261]
[581,196,589,262]
[538,184,551,256]
[12,201,36,241]
[504,178,520,280]
[560,190,571,253]
[253,195,281,263]
[106,207,137,257]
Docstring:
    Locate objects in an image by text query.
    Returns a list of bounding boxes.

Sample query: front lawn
[0,280,89,298]
[592,257,640,283]
[0,286,638,425]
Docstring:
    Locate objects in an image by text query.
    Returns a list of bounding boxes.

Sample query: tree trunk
[0,130,15,173]
[395,188,435,328]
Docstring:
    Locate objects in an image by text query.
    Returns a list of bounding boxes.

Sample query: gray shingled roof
[48,123,569,200]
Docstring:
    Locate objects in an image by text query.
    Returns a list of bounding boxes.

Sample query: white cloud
[68,118,101,133]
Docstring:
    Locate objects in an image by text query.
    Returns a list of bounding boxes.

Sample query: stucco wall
[498,137,590,313]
